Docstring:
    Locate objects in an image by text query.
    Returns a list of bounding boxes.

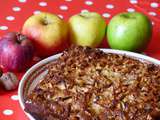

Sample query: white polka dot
[18,0,26,3]
[102,13,111,18]
[152,21,155,25]
[0,26,8,30]
[12,7,21,12]
[106,4,114,9]
[65,0,72,1]
[127,8,135,12]
[149,12,157,16]
[150,2,159,8]
[3,109,13,115]
[33,10,41,15]
[59,5,68,10]
[85,1,93,5]
[6,16,15,21]
[11,95,19,101]
[130,0,138,4]
[81,9,89,13]
[58,14,63,19]
[39,2,47,7]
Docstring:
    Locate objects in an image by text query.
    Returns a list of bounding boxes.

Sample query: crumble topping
[25,45,160,120]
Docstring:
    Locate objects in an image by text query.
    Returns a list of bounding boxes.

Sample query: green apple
[69,12,106,47]
[107,12,152,52]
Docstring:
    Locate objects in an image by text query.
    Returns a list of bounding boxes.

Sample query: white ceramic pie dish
[18,48,160,120]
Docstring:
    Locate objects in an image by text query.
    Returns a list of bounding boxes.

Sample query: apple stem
[16,33,27,43]
[43,20,48,25]
[43,15,49,25]
[79,14,88,18]
[120,14,130,18]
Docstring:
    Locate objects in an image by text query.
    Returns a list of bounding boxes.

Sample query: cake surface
[25,45,160,120]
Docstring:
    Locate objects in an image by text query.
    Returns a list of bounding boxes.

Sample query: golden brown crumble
[25,45,160,120]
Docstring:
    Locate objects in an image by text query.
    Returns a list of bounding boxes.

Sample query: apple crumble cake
[25,45,160,120]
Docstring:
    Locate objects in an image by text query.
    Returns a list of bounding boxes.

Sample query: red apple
[0,32,34,72]
[22,12,69,57]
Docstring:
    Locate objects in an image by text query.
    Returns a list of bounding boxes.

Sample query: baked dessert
[25,45,160,120]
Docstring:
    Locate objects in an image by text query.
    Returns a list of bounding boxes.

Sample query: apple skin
[69,12,106,47]
[107,12,152,52]
[22,12,69,57]
[0,32,34,72]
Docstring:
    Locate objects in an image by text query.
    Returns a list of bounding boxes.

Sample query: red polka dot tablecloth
[0,0,160,120]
